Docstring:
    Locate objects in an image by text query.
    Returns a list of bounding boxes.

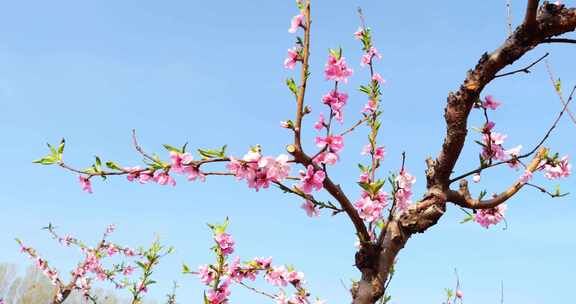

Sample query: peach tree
[23,1,576,303]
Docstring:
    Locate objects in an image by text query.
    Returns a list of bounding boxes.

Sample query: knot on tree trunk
[355,243,380,271]
[399,189,447,234]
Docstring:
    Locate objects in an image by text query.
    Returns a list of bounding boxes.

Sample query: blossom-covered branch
[15,225,170,304]
[184,219,325,304]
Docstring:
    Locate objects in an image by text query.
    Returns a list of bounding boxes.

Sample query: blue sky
[1,1,575,303]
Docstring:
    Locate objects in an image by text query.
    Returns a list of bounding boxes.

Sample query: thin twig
[542,38,576,44]
[494,53,549,78]
[507,0,513,36]
[545,61,576,124]
[525,182,569,197]
[238,281,277,300]
[273,181,344,214]
[500,281,504,304]
[131,129,156,162]
[340,116,369,136]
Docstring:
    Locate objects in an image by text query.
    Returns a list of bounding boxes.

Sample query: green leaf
[219,145,227,158]
[555,78,562,93]
[359,85,371,95]
[182,264,190,274]
[33,156,56,165]
[478,190,487,201]
[95,156,102,168]
[358,163,369,172]
[459,214,474,224]
[106,161,122,170]
[163,144,182,154]
[357,182,371,193]
[57,138,65,158]
[296,1,304,10]
[371,179,386,194]
[47,143,57,156]
[329,48,342,60]
[286,78,298,97]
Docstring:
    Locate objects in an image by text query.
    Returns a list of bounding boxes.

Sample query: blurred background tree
[0,264,155,304]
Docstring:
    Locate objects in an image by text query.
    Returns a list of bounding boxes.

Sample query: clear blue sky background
[1,1,575,303]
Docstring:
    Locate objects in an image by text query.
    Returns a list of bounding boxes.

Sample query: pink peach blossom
[153,171,176,186]
[313,151,339,165]
[353,27,364,39]
[324,54,353,83]
[298,165,325,194]
[301,200,320,217]
[79,176,93,194]
[475,204,507,228]
[483,95,501,110]
[361,47,382,67]
[321,90,348,122]
[315,135,344,153]
[544,155,571,179]
[288,14,304,33]
[314,113,325,130]
[214,232,235,255]
[266,265,288,287]
[363,99,377,113]
[372,72,385,83]
[284,47,300,69]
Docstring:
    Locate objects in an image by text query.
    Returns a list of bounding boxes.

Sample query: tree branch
[447,147,548,209]
[525,0,540,30]
[448,84,576,184]
[494,52,549,78]
[293,0,311,151]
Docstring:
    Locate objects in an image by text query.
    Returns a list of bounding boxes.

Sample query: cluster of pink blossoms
[227,149,291,191]
[297,165,325,194]
[170,151,205,181]
[285,12,304,69]
[395,170,416,212]
[360,47,382,67]
[474,204,507,228]
[17,226,141,301]
[79,149,213,193]
[543,155,571,179]
[355,191,388,223]
[361,144,386,161]
[314,135,344,165]
[18,243,60,285]
[324,53,353,83]
[125,151,204,187]
[476,96,526,167]
[196,225,319,304]
[481,129,508,161]
[214,232,235,256]
[321,90,348,123]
